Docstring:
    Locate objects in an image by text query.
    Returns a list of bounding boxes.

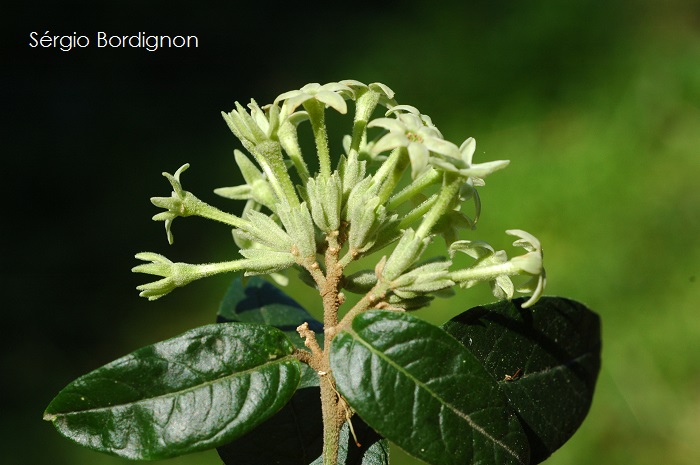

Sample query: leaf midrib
[344,328,523,463]
[47,355,299,419]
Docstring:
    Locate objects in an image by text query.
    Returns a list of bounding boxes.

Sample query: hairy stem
[416,172,461,239]
[388,167,441,209]
[252,141,300,207]
[376,148,409,205]
[304,100,332,180]
[320,366,343,465]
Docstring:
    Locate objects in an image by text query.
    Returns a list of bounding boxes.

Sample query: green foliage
[443,297,601,463]
[331,310,529,465]
[44,324,302,460]
[46,279,599,464]
[45,80,601,464]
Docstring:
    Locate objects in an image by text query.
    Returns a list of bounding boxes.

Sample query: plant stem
[279,120,311,182]
[415,172,461,239]
[337,281,390,331]
[304,100,332,180]
[376,148,409,205]
[252,141,300,207]
[320,358,342,465]
[322,233,343,332]
[398,193,438,229]
[388,167,441,209]
[350,88,381,153]
[191,198,250,229]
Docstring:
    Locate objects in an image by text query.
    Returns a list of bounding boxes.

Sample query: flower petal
[315,90,348,114]
[423,136,460,158]
[459,137,476,166]
[367,117,406,133]
[407,142,430,179]
[283,94,313,114]
[372,132,409,154]
[458,159,510,178]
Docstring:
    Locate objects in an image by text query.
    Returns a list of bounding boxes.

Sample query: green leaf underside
[44,323,301,460]
[218,276,324,341]
[218,387,388,465]
[217,276,323,388]
[443,297,601,464]
[310,419,389,465]
[331,310,529,465]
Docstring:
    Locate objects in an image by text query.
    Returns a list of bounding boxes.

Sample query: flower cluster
[134,80,545,308]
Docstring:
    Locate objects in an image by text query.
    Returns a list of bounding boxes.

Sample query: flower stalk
[133,80,547,465]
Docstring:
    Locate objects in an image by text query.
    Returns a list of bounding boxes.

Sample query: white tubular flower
[133,248,296,300]
[339,80,395,103]
[150,164,193,245]
[506,229,546,308]
[390,260,455,299]
[430,137,510,182]
[449,230,546,307]
[150,164,248,244]
[449,240,515,300]
[132,253,247,301]
[369,110,459,179]
[132,252,192,300]
[340,80,397,118]
[275,82,353,115]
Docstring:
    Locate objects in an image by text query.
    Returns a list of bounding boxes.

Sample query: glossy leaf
[331,310,529,465]
[217,276,323,388]
[218,387,388,465]
[44,323,301,460]
[442,297,601,463]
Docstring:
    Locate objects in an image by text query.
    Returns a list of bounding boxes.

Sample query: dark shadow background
[4,1,699,464]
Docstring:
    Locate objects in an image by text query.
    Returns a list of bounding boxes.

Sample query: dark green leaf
[218,387,388,465]
[331,310,529,465]
[310,419,389,465]
[217,387,323,465]
[218,276,323,388]
[442,297,601,464]
[218,276,324,340]
[44,323,301,460]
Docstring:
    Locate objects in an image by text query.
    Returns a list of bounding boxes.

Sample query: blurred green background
[4,0,699,464]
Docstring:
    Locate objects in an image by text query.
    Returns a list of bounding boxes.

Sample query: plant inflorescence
[44,80,599,465]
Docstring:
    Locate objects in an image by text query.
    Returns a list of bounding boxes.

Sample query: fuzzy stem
[304,100,332,180]
[252,141,300,207]
[191,198,251,229]
[449,261,518,283]
[415,173,461,239]
[320,367,342,465]
[350,89,381,153]
[279,120,311,182]
[388,167,441,209]
[337,280,391,331]
[398,194,438,229]
[376,148,410,205]
[321,236,343,334]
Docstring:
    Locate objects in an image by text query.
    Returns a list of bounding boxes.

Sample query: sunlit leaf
[217,276,323,388]
[331,310,529,465]
[44,323,301,460]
